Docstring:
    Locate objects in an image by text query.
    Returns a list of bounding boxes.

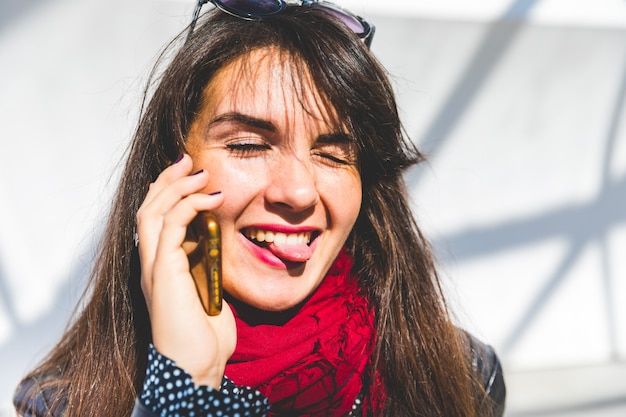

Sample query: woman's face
[186,48,362,311]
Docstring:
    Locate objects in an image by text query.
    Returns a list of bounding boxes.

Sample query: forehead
[200,47,337,127]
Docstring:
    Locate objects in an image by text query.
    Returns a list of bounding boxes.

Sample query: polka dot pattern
[348,393,364,416]
[141,345,270,416]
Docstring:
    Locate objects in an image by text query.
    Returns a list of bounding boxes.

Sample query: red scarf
[225,249,382,416]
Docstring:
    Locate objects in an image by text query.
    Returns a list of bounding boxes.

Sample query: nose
[265,154,319,214]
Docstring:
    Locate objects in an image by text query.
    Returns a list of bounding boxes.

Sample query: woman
[14,1,505,416]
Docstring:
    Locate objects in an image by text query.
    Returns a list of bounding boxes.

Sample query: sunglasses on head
[186,0,375,48]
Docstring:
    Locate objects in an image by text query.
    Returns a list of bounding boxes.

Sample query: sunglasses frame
[185,0,375,48]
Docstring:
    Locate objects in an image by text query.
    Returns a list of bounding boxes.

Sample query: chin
[227,287,309,312]
[251,294,306,312]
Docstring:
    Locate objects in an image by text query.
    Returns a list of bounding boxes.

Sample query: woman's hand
[136,154,235,389]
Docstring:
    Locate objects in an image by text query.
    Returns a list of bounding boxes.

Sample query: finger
[155,191,223,266]
[136,170,211,279]
[136,154,194,268]
[141,154,193,208]
[140,169,212,228]
[142,191,224,299]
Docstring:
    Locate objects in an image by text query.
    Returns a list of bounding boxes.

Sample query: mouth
[242,227,320,263]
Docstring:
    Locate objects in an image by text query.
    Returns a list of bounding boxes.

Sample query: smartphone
[186,212,222,316]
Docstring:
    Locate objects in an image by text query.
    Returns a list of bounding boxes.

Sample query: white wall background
[1,0,625,415]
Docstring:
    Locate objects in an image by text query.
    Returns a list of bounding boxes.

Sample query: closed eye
[313,133,357,167]
[313,151,350,166]
[226,142,272,157]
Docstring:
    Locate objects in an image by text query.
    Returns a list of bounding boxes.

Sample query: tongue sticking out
[267,242,312,263]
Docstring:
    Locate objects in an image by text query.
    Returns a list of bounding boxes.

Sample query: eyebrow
[316,132,353,145]
[209,112,276,132]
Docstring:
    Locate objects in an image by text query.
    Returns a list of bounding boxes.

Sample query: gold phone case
[185,212,222,316]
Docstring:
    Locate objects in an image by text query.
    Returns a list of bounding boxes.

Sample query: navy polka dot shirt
[141,345,270,416]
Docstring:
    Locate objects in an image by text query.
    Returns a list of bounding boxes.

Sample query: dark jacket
[469,333,506,416]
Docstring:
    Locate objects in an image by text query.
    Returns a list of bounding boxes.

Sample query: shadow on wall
[0,0,56,33]
[402,0,626,361]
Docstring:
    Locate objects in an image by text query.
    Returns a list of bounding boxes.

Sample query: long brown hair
[16,6,485,416]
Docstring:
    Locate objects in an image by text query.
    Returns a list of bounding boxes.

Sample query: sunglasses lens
[312,4,366,35]
[218,0,284,16]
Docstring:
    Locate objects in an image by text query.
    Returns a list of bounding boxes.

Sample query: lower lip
[239,233,318,269]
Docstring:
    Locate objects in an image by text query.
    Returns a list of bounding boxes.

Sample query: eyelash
[225,142,353,166]
[314,151,350,166]
[225,142,271,156]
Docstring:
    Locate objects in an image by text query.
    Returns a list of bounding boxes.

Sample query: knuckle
[161,211,177,228]
[136,207,146,224]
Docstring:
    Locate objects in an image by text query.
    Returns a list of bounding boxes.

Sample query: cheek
[202,164,265,228]
[324,173,362,228]
[196,155,262,198]
[341,192,362,231]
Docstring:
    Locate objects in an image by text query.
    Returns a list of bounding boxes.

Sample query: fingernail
[191,169,204,176]
[208,191,222,196]
[174,154,184,164]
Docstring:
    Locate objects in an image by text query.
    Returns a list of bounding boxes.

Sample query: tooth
[246,228,315,245]
[286,234,298,245]
[274,232,287,246]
